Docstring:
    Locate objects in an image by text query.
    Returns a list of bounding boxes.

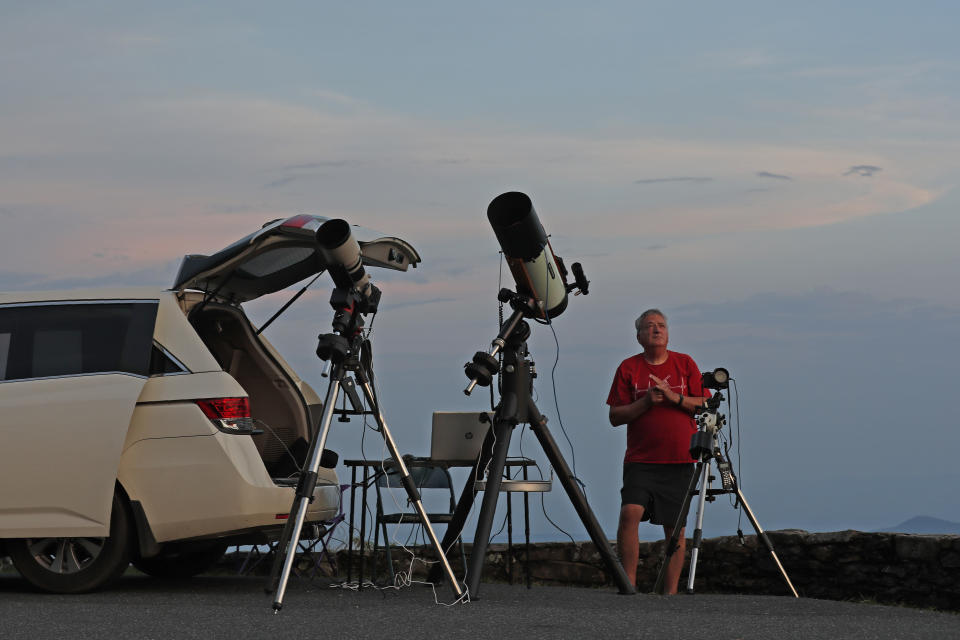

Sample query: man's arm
[608,394,653,426]
[675,394,707,415]
[650,374,705,415]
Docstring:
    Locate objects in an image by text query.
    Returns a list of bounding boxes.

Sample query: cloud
[0,91,943,278]
[756,171,791,180]
[281,161,350,171]
[844,165,882,177]
[263,176,299,189]
[381,296,457,311]
[0,261,175,291]
[673,288,960,342]
[92,248,130,262]
[634,176,713,185]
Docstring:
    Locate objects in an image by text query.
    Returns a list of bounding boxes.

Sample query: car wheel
[132,541,229,579]
[8,490,132,593]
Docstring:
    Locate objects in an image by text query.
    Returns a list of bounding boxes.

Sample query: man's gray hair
[635,309,667,331]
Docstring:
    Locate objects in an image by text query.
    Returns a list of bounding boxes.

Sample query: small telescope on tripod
[653,367,799,597]
[267,218,465,611]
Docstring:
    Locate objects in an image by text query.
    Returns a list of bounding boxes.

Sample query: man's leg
[617,504,645,586]
[661,525,686,595]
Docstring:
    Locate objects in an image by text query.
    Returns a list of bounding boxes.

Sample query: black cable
[546,321,584,492]
[540,492,576,545]
[252,418,302,476]
[489,511,510,543]
[496,251,504,402]
[732,378,744,533]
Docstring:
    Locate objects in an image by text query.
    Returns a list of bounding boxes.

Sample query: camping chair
[237,482,349,578]
[371,462,467,585]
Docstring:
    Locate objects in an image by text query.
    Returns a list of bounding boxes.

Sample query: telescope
[316,218,373,298]
[487,192,589,320]
[269,216,466,610]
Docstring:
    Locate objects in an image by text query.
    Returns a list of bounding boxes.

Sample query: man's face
[637,314,668,350]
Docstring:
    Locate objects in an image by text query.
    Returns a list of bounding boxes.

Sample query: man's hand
[647,387,665,404]
[649,374,679,405]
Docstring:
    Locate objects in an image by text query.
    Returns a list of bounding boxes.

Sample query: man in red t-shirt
[606,309,708,594]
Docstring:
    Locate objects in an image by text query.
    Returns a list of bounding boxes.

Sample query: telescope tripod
[434,296,635,597]
[652,394,798,597]
[267,287,463,611]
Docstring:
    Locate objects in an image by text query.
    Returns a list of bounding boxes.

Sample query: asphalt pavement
[0,573,957,640]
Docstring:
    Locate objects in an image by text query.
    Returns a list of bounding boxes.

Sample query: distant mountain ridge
[874,515,960,534]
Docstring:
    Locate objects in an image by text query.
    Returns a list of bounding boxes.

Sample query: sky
[2,1,959,546]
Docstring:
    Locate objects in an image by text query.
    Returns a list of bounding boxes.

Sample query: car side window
[149,343,188,376]
[0,332,10,380]
[0,301,158,381]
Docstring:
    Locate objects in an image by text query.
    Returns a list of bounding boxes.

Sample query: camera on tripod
[701,367,729,390]
[656,364,799,598]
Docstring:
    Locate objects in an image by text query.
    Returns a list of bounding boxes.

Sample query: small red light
[275,514,289,520]
[280,214,315,229]
[195,397,251,420]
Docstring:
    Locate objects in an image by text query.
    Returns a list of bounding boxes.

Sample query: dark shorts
[621,462,696,527]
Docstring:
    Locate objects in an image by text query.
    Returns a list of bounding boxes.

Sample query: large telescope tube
[316,218,373,296]
[488,192,569,319]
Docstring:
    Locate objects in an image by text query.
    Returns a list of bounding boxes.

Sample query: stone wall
[336,530,960,610]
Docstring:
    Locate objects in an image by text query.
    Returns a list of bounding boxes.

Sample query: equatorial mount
[268,279,464,610]
[443,285,635,597]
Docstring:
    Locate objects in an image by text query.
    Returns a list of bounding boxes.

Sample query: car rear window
[0,301,158,381]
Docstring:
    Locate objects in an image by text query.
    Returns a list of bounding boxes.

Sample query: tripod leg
[268,370,343,611]
[354,374,464,599]
[425,424,496,584]
[526,401,636,595]
[735,488,799,598]
[653,461,702,594]
[685,461,711,594]
[465,415,514,596]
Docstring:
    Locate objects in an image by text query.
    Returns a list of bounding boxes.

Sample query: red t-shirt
[606,351,707,464]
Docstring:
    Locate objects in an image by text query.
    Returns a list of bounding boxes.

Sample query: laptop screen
[430,412,491,461]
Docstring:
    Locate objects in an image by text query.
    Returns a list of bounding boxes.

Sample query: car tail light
[196,397,257,435]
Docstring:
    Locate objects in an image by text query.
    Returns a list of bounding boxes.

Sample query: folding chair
[371,463,467,584]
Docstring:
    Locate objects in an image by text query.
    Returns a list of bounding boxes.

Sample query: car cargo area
[189,302,312,480]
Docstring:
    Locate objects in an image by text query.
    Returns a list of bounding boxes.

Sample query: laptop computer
[430,411,491,462]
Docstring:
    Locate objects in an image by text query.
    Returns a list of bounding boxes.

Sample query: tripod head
[689,388,726,461]
[463,290,536,395]
[316,283,381,365]
[462,270,589,396]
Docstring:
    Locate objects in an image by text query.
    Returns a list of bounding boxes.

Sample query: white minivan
[0,215,419,592]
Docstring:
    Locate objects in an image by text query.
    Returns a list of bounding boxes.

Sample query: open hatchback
[0,215,420,592]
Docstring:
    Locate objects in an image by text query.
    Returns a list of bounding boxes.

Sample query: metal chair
[372,462,466,584]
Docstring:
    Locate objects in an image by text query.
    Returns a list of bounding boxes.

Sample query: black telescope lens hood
[316,218,351,250]
[487,191,548,260]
